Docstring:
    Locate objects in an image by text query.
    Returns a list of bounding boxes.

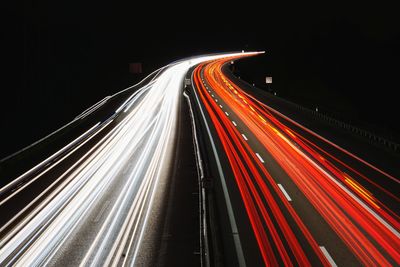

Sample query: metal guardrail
[290,100,400,153]
[185,68,246,267]
[183,85,210,267]
[1,66,166,164]
[225,67,400,154]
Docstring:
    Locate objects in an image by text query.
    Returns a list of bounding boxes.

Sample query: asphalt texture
[223,64,400,215]
[187,62,399,266]
[0,72,201,266]
[143,89,201,267]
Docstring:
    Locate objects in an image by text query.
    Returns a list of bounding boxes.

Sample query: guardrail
[0,67,166,185]
[288,99,400,153]
[183,88,210,267]
[226,66,399,154]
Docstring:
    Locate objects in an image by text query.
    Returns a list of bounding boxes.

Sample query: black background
[2,1,400,159]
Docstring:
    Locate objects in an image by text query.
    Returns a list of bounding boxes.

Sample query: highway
[189,55,400,266]
[0,52,399,266]
[0,53,248,266]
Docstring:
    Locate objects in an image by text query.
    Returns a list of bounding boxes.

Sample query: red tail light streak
[193,55,400,266]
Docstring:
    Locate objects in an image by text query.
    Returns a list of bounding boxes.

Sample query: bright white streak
[0,52,259,266]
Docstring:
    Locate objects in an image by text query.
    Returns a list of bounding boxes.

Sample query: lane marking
[277,184,292,201]
[192,72,246,266]
[298,141,400,238]
[256,153,265,163]
[244,90,399,183]
[232,121,237,126]
[225,112,230,116]
[241,134,248,141]
[319,246,337,267]
[211,94,215,97]
[219,105,223,108]
[215,99,218,102]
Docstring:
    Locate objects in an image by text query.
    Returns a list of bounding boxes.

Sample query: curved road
[0,53,249,266]
[190,55,400,266]
[1,52,398,266]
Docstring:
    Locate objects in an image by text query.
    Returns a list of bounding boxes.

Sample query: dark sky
[2,1,400,158]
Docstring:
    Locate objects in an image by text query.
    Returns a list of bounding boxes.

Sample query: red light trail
[193,55,400,266]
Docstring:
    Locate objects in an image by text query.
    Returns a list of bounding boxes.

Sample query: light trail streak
[194,55,400,265]
[0,122,102,206]
[193,63,329,266]
[0,52,253,266]
[2,51,397,266]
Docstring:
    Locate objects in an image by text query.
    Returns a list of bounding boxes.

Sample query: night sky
[2,2,400,159]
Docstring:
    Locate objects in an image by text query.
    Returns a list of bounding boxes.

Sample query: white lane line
[191,73,246,266]
[241,134,248,141]
[245,89,399,183]
[211,94,215,98]
[277,184,292,201]
[232,121,237,126]
[219,105,223,109]
[225,112,229,116]
[215,99,218,102]
[255,153,265,163]
[319,246,337,267]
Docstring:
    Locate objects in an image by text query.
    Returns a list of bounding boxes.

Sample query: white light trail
[0,52,258,266]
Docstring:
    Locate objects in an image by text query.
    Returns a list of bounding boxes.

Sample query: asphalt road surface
[0,53,251,266]
[189,55,399,266]
[1,52,398,267]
